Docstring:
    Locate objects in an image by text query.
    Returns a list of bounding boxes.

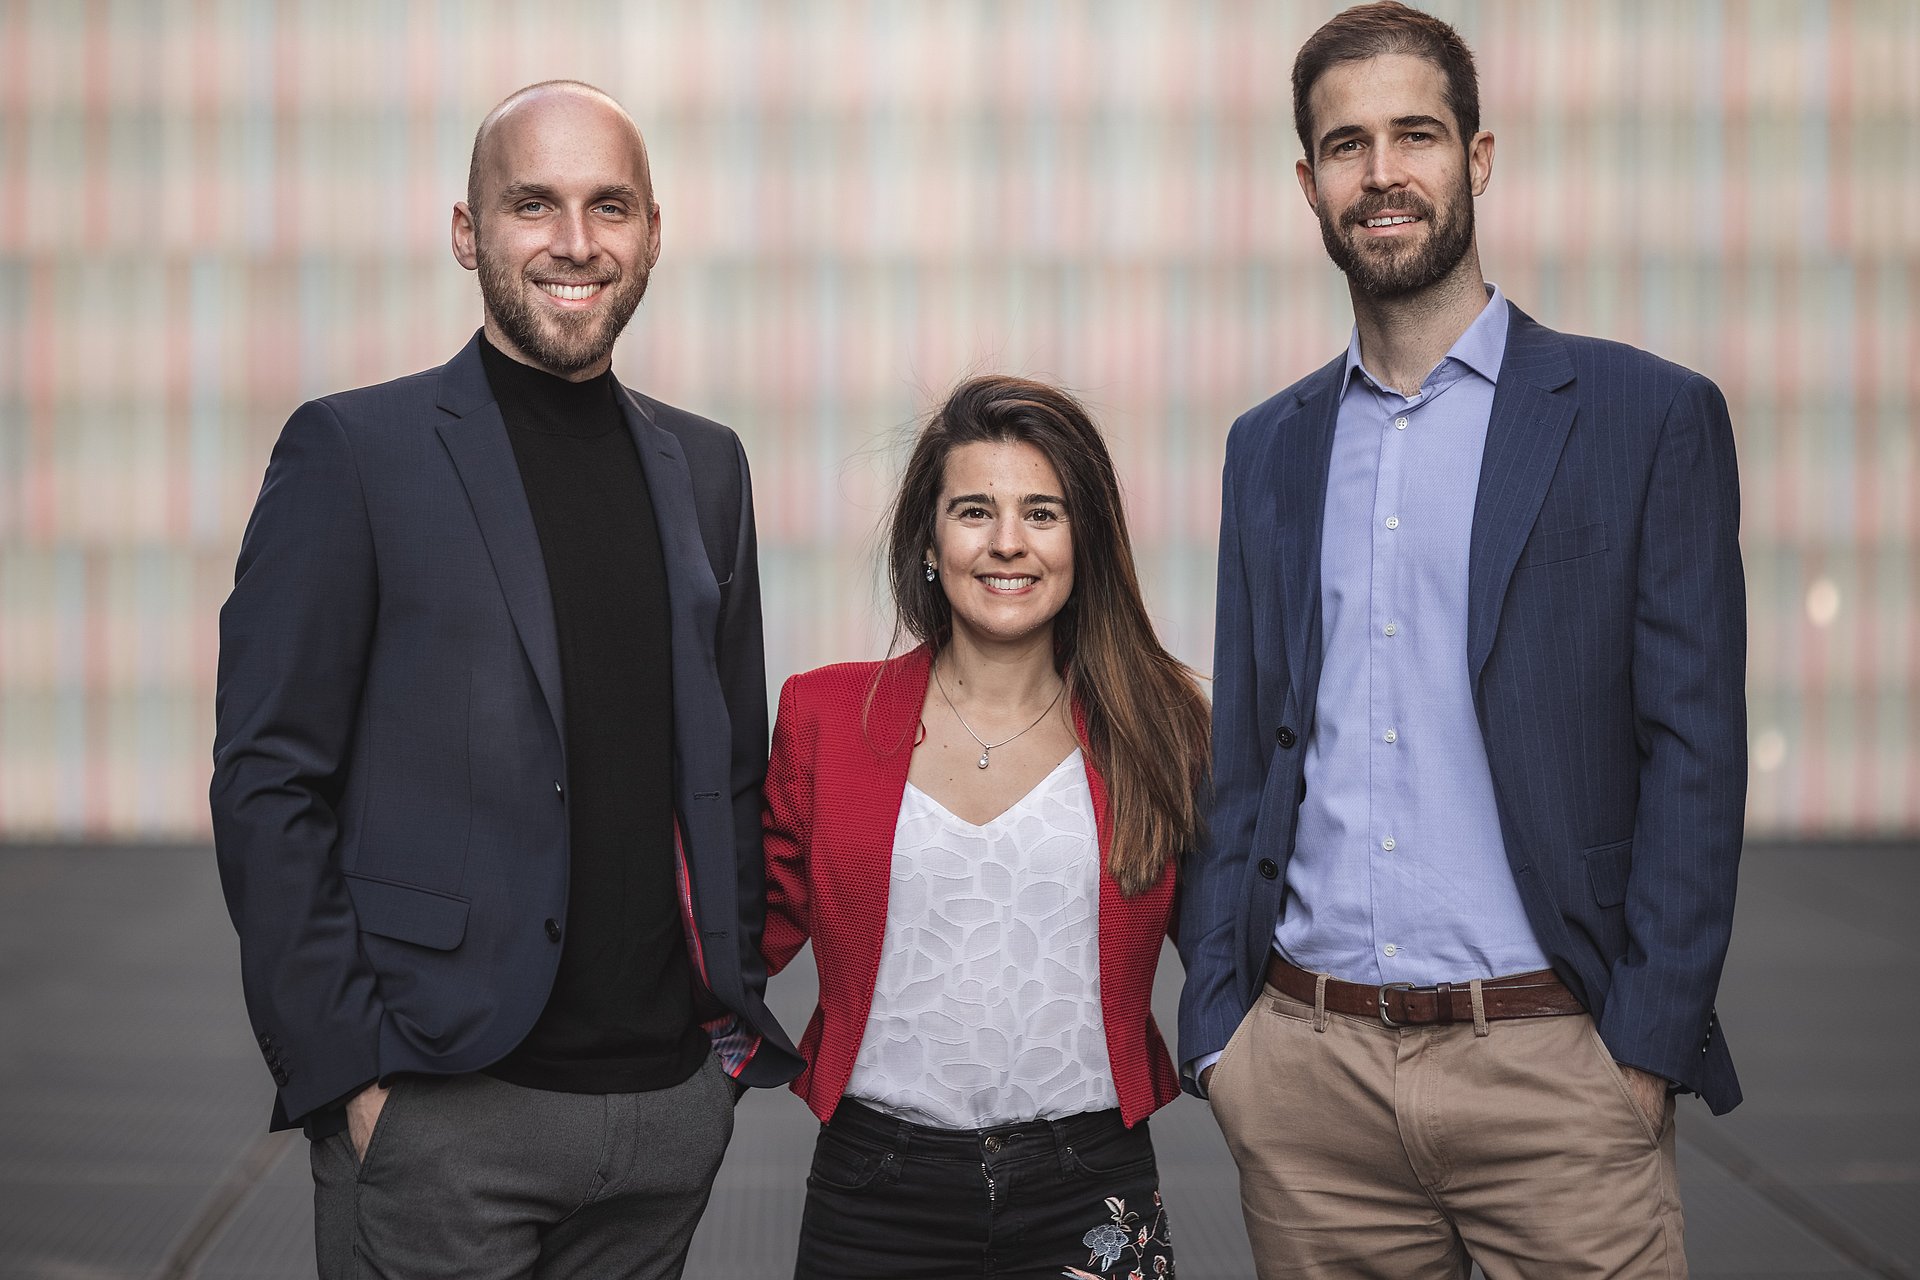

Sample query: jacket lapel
[1076,698,1174,1116]
[1274,357,1346,705]
[1081,702,1128,1053]
[616,386,722,710]
[1467,307,1578,682]
[434,336,566,738]
[844,649,930,1000]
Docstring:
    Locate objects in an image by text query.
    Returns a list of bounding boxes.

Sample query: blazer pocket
[1583,839,1633,908]
[1520,521,1608,568]
[345,872,471,950]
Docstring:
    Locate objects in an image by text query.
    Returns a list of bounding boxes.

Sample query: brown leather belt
[1266,953,1585,1027]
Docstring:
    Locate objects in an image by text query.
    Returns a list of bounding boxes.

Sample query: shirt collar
[1343,282,1511,394]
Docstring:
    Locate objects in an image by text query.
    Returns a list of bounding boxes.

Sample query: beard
[1317,174,1475,300]
[476,243,649,376]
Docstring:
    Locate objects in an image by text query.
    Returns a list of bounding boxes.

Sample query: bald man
[212,81,802,1279]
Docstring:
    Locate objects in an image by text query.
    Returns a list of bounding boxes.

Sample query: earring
[923,560,938,582]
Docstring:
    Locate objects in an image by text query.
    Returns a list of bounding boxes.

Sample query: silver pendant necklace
[930,659,1066,769]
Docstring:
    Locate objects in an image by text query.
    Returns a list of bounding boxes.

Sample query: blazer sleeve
[209,399,383,1126]
[1601,372,1748,1091]
[1176,418,1264,1091]
[717,434,776,1008]
[761,675,815,978]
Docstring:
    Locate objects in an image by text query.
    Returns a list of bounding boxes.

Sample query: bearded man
[211,80,800,1280]
[1178,4,1746,1276]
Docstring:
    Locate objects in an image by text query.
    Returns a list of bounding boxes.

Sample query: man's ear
[451,202,479,271]
[645,202,663,271]
[1467,130,1495,198]
[1295,156,1319,215]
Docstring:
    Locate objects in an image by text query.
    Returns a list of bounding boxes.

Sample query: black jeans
[794,1099,1174,1280]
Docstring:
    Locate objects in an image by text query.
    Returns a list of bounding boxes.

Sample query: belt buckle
[1378,981,1415,1027]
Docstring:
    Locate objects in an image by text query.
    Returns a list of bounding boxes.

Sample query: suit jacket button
[1276,726,1297,749]
[1258,858,1279,880]
[545,918,562,943]
[552,780,564,799]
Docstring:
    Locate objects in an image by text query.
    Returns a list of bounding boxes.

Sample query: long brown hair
[883,375,1210,896]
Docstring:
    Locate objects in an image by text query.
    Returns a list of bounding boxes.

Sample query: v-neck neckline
[902,749,1084,832]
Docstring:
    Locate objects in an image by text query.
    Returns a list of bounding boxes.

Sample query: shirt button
[1384,728,1397,743]
[1385,515,1400,530]
[1382,837,1396,851]
[1384,621,1398,637]
[1394,416,1409,430]
[1383,943,1398,957]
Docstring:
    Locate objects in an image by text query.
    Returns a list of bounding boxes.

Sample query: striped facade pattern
[0,0,1914,837]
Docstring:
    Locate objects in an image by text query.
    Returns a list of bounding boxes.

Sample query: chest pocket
[1521,520,1608,568]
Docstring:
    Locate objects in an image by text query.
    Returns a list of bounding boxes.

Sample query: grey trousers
[312,1055,735,1280]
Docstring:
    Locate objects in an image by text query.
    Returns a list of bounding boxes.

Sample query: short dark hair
[1292,1,1480,158]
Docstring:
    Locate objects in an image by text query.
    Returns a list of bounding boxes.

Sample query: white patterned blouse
[845,750,1118,1129]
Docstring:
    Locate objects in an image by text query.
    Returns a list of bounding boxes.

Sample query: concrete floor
[0,841,1913,1279]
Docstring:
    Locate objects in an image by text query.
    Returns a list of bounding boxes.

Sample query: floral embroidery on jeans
[1063,1191,1173,1278]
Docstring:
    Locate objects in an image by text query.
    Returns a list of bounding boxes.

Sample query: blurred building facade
[0,0,1914,838]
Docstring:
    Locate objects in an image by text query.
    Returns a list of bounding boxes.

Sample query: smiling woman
[883,376,1210,896]
[759,375,1209,1278]
[925,437,1077,670]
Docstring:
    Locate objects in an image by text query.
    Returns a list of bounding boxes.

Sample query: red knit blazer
[761,644,1182,1127]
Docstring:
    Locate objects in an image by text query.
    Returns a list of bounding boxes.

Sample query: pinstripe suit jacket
[1177,306,1746,1114]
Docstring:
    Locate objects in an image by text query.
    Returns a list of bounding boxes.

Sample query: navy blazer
[212,334,802,1129]
[1177,307,1746,1114]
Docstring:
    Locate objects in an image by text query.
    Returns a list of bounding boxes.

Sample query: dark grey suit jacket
[212,334,802,1129]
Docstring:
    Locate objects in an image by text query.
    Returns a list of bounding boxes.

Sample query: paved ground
[0,840,1914,1279]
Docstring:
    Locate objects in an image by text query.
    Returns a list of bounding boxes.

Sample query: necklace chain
[930,659,1066,769]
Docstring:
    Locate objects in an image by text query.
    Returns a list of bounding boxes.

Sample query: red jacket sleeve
[761,675,815,976]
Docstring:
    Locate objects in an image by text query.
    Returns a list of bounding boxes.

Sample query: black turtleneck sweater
[478,334,707,1094]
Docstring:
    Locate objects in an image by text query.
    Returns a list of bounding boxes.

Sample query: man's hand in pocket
[347,1081,391,1162]
[1617,1064,1668,1135]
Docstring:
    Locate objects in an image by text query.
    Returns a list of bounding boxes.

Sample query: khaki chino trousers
[1209,981,1685,1279]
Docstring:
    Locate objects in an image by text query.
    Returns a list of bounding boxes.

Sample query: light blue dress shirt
[1274,286,1551,986]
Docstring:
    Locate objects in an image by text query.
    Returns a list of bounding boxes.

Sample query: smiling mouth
[1363,215,1421,229]
[535,281,605,303]
[981,575,1037,592]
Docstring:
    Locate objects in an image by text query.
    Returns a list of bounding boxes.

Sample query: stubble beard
[477,240,649,376]
[1318,171,1476,300]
